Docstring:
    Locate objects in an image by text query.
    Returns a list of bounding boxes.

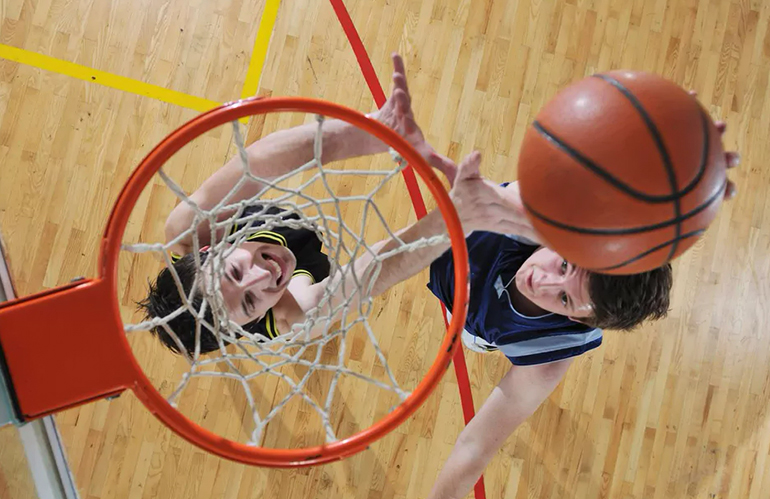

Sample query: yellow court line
[240,0,281,99]
[0,44,220,113]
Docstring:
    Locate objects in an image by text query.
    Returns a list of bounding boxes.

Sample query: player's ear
[568,298,595,325]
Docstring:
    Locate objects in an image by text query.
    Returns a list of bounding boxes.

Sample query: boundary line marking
[1,0,281,116]
[0,44,219,112]
[241,0,281,99]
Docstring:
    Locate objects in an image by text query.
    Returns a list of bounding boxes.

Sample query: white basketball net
[123,115,450,446]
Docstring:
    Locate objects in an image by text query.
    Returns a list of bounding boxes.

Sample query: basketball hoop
[0,97,469,467]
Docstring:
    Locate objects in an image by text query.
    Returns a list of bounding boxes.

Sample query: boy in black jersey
[140,54,539,355]
[161,205,330,345]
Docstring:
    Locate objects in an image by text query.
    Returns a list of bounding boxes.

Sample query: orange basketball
[517,71,728,275]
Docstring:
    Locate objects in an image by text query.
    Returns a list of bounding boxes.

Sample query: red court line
[328,1,486,498]
[328,0,429,219]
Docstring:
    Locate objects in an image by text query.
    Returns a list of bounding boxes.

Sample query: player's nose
[240,264,271,289]
[534,269,563,291]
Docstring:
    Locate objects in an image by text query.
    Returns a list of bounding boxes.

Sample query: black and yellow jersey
[171,205,330,339]
[230,205,330,285]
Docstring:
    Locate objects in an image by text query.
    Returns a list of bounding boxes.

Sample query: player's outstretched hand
[371,53,437,159]
[714,120,739,200]
[429,151,541,243]
[688,90,739,200]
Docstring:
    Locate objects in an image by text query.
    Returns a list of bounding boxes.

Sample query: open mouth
[262,252,286,287]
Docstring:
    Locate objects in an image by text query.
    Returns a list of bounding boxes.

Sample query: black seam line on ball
[676,107,711,198]
[523,178,726,236]
[592,74,682,261]
[533,121,697,203]
[593,228,705,272]
[533,90,709,201]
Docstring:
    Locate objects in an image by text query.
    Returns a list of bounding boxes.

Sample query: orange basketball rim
[0,97,469,467]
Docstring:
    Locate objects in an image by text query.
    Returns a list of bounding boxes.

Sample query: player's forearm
[428,361,571,499]
[253,117,387,167]
[427,402,534,499]
[370,208,451,297]
[165,118,386,249]
[198,118,384,209]
[318,208,449,321]
[427,427,515,499]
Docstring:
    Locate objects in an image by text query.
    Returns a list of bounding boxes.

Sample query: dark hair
[583,263,673,331]
[137,252,268,355]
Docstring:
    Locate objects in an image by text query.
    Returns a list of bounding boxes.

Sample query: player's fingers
[457,151,482,180]
[391,54,411,97]
[427,152,458,186]
[724,180,737,200]
[393,89,418,135]
[726,151,740,169]
[392,74,412,109]
[688,89,698,97]
[426,151,453,169]
[715,120,726,134]
[393,88,409,116]
[392,53,406,79]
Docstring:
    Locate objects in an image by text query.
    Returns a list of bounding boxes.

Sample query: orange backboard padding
[0,279,132,418]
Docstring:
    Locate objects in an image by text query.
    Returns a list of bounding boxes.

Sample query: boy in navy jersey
[423,145,738,499]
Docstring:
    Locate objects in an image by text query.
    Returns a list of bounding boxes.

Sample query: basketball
[518,71,728,275]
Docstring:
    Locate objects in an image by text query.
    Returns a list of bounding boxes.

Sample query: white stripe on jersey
[495,328,603,358]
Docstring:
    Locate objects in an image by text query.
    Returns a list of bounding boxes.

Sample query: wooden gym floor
[1,0,770,498]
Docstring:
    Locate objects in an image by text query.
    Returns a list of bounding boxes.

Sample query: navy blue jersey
[428,231,602,366]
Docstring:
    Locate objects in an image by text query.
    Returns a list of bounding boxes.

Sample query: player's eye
[243,291,255,316]
[560,291,568,307]
[231,265,242,282]
[561,260,568,274]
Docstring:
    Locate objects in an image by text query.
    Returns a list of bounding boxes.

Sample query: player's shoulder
[502,233,539,246]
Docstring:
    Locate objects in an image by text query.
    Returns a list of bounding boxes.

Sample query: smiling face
[514,246,594,321]
[209,241,297,325]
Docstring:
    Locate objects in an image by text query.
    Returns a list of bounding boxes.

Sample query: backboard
[0,227,79,499]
